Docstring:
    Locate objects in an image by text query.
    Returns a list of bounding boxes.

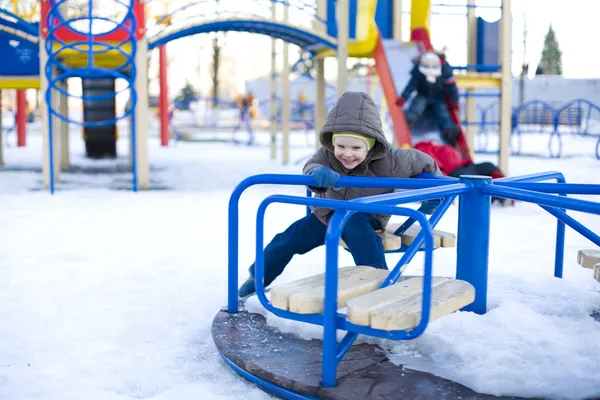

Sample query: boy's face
[333,136,368,170]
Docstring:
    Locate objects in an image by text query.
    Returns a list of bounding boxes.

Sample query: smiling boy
[239,91,441,297]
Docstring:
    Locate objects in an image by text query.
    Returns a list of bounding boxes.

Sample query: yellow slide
[317,0,380,58]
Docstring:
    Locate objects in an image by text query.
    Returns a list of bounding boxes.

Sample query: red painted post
[16,90,27,147]
[159,45,169,146]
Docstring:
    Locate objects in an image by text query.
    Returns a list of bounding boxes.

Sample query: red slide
[373,28,473,163]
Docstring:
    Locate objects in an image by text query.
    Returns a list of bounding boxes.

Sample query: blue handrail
[226,171,600,387]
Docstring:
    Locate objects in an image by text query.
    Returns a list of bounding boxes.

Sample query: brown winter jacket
[303,91,441,229]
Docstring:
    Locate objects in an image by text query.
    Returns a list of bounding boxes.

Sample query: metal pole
[393,0,402,41]
[16,90,27,147]
[314,0,327,149]
[465,0,477,159]
[159,44,170,146]
[281,2,290,165]
[59,80,69,170]
[40,35,52,190]
[0,90,3,166]
[499,0,512,174]
[135,38,150,189]
[456,176,492,314]
[336,0,349,96]
[270,2,277,159]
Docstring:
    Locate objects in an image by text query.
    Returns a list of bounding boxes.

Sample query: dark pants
[449,162,502,178]
[405,95,455,131]
[248,213,387,287]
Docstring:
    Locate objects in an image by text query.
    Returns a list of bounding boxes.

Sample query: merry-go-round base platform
[212,305,528,400]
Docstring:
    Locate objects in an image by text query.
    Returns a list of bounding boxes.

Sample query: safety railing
[227,170,600,387]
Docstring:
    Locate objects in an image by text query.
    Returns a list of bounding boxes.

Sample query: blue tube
[44,0,138,193]
[457,176,492,314]
[541,206,600,247]
[252,194,436,325]
[497,182,600,195]
[334,195,456,363]
[483,185,600,216]
[226,174,459,312]
[494,171,565,183]
[320,201,434,387]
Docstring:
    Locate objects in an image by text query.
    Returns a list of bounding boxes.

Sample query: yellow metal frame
[12,0,39,21]
[52,42,133,70]
[455,74,502,89]
[0,76,40,89]
[318,0,379,58]
[410,0,431,36]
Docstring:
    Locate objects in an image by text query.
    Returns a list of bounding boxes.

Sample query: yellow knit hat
[332,132,376,151]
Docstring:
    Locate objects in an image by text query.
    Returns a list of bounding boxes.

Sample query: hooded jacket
[303,91,441,229]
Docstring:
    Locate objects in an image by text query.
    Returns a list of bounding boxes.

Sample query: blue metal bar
[493,171,567,278]
[461,92,501,98]
[540,206,600,247]
[335,195,456,363]
[431,3,501,8]
[452,65,501,72]
[227,173,457,313]
[457,176,492,314]
[321,202,434,387]
[346,183,468,206]
[496,182,600,195]
[385,195,456,286]
[252,195,437,325]
[494,171,565,183]
[483,185,600,216]
[44,0,138,193]
[217,349,317,400]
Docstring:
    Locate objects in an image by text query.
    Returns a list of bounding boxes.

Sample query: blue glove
[311,166,340,188]
[419,198,442,215]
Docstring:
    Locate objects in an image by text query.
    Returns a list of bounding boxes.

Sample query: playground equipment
[0,6,40,165]
[144,0,512,171]
[476,98,600,160]
[215,171,600,398]
[39,0,148,193]
[1,0,512,191]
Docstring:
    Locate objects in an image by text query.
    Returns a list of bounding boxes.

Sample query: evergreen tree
[175,81,197,109]
[536,25,562,75]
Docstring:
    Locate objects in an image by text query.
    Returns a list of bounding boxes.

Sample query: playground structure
[477,98,600,159]
[217,171,600,398]
[0,0,513,192]
[0,1,40,166]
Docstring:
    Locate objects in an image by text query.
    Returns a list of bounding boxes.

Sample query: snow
[1,124,600,400]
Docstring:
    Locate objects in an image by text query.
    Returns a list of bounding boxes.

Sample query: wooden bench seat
[340,223,456,252]
[346,276,475,331]
[577,249,600,269]
[270,266,391,314]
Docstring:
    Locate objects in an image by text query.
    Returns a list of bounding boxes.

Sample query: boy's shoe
[238,276,257,298]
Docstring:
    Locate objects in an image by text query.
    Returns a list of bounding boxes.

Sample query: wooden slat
[385,223,456,248]
[346,277,475,331]
[270,266,390,314]
[577,249,600,269]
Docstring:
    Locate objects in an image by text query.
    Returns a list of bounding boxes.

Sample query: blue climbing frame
[43,0,139,194]
[226,171,600,388]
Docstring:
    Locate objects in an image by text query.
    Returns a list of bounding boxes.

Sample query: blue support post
[456,176,492,314]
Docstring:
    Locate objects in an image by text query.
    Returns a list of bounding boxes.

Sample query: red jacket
[414,141,471,175]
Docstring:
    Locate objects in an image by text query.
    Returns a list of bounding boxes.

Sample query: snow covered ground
[1,126,600,400]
